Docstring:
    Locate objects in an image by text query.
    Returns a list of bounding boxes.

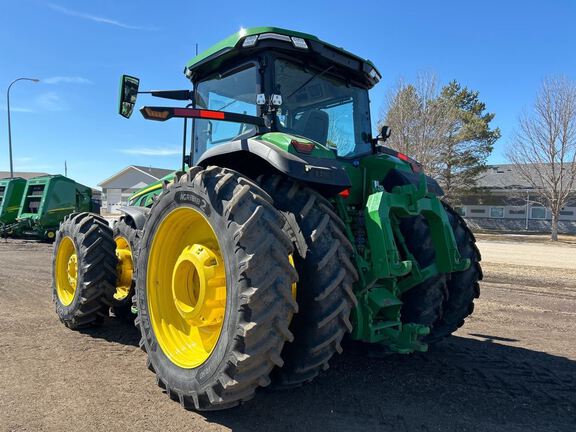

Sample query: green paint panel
[0,177,26,224]
[258,132,336,159]
[333,153,470,352]
[128,170,177,207]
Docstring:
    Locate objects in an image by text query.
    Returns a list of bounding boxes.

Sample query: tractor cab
[119,27,382,170]
[183,27,380,161]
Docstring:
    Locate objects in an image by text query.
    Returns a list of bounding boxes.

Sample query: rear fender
[196,138,351,196]
[117,206,150,230]
[382,169,444,197]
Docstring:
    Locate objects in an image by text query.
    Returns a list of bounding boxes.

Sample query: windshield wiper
[287,65,335,99]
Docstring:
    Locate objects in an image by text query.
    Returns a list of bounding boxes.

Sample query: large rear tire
[259,176,358,388]
[427,203,482,342]
[52,212,117,329]
[135,166,297,411]
[399,216,447,330]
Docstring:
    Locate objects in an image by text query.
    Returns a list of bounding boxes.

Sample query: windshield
[193,64,258,160]
[274,59,372,158]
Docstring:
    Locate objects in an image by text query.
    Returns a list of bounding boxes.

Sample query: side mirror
[118,75,140,118]
[380,125,391,142]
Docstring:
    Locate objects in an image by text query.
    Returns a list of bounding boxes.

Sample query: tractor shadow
[204,336,576,432]
[79,314,140,347]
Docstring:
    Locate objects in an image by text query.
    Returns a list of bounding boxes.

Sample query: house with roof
[458,164,576,233]
[98,165,173,214]
[0,171,50,180]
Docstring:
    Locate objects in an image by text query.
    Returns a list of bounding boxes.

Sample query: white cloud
[119,147,181,156]
[47,3,154,31]
[43,76,93,85]
[36,91,66,112]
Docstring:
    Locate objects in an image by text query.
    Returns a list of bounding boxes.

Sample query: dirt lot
[1,236,575,432]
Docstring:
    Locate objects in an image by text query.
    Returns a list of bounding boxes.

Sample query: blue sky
[1,0,575,188]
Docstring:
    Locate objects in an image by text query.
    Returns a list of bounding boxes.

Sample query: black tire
[111,218,139,320]
[135,166,298,411]
[427,203,482,342]
[399,216,447,330]
[259,176,358,388]
[52,212,118,329]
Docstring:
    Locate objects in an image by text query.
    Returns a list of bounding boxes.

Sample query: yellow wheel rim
[114,236,133,301]
[147,207,226,369]
[55,236,78,306]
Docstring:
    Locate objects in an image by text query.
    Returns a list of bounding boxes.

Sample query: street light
[7,77,40,178]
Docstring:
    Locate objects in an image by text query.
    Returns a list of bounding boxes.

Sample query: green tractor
[52,27,481,411]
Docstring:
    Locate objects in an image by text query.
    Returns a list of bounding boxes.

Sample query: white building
[98,165,173,214]
[458,164,576,233]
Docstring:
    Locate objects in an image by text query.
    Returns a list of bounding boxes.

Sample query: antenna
[195,43,198,56]
[65,160,68,177]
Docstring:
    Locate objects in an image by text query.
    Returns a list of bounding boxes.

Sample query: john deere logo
[175,191,210,215]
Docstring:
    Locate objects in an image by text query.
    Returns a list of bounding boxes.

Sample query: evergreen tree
[383,77,500,201]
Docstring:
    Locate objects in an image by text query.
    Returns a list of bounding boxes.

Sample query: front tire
[136,166,298,411]
[52,213,117,329]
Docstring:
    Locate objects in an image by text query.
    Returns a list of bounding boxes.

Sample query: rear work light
[338,188,350,199]
[290,139,315,154]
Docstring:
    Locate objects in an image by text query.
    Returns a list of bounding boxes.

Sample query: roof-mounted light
[258,33,291,42]
[368,67,381,82]
[241,33,308,49]
[242,35,259,47]
[291,37,308,49]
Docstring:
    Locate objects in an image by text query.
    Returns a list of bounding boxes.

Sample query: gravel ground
[0,237,574,432]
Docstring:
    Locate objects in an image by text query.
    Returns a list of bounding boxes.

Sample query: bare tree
[381,73,455,178]
[506,76,576,241]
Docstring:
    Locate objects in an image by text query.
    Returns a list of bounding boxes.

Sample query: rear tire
[136,166,297,411]
[52,212,117,329]
[427,203,482,342]
[259,176,358,388]
[111,218,139,320]
[399,216,447,330]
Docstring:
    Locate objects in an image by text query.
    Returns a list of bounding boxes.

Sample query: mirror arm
[139,90,193,101]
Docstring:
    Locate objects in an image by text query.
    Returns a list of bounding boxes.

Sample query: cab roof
[184,27,382,89]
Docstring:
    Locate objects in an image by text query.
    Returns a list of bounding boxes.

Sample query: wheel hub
[172,244,226,327]
[67,254,78,289]
[114,240,133,301]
